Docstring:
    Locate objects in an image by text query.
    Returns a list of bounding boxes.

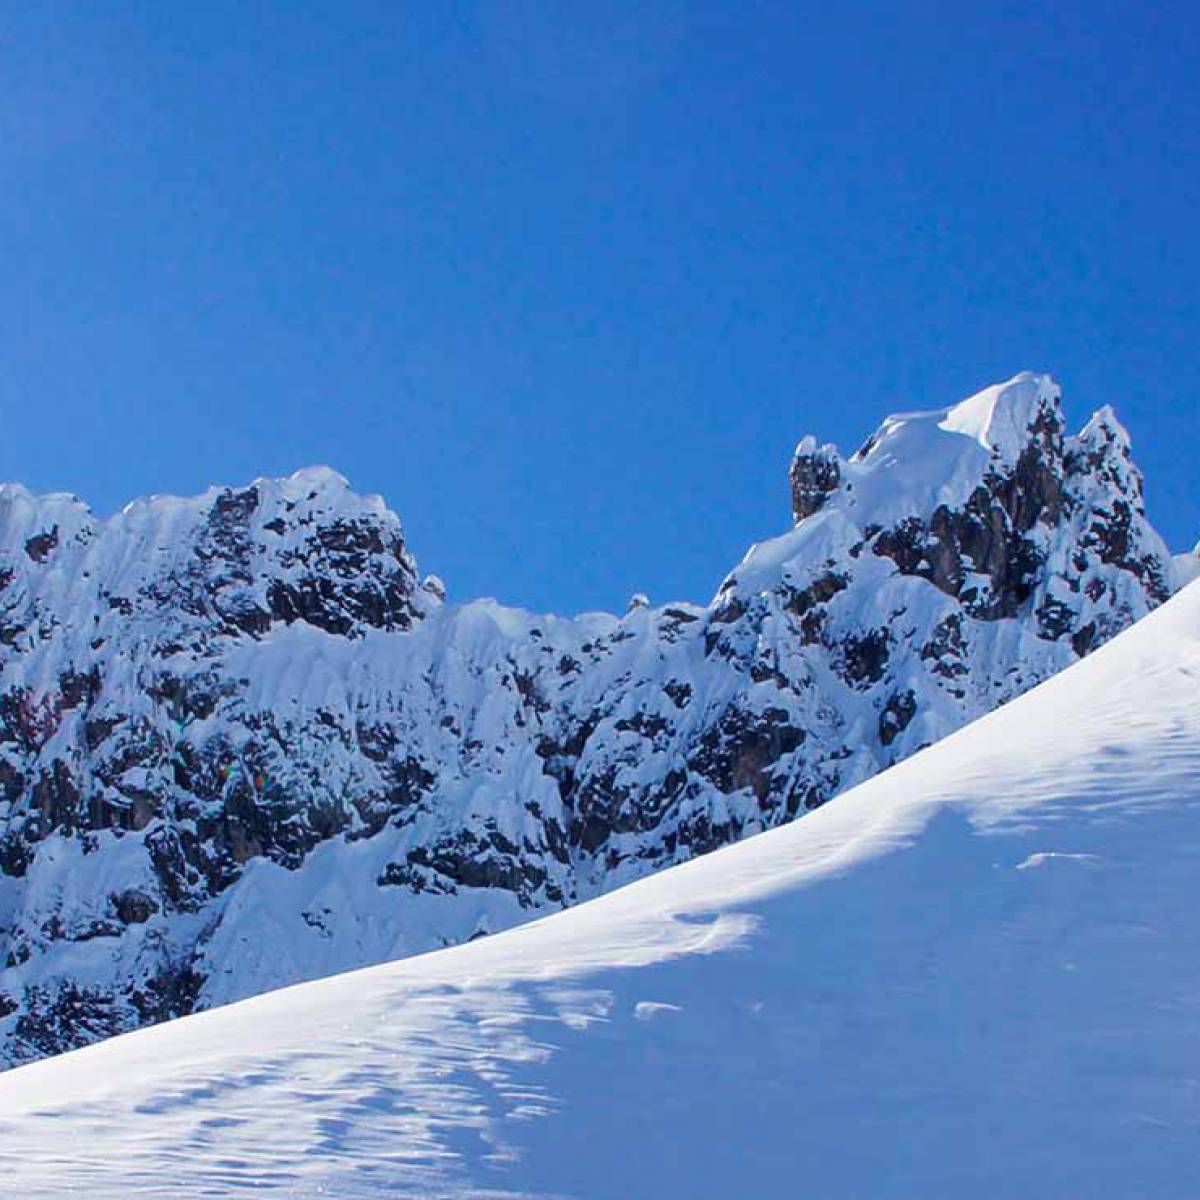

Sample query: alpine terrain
[0,372,1194,1067]
[0,507,1198,1198]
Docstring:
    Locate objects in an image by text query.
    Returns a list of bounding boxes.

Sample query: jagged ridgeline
[0,373,1192,1066]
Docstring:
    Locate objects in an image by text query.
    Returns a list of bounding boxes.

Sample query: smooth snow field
[2,581,1200,1198]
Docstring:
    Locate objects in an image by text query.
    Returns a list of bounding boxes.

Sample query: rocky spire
[789,436,843,523]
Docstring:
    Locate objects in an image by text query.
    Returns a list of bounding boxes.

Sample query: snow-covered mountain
[0,372,1189,1067]
[1,535,1198,1199]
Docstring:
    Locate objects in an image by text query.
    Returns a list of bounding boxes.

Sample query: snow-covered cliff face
[0,373,1186,1067]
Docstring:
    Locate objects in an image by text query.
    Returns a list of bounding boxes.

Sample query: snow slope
[0,575,1197,1198]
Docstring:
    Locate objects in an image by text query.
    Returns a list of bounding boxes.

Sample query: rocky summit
[0,373,1192,1067]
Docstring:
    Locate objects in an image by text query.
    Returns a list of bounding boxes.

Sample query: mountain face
[3,500,1199,1200]
[0,373,1187,1067]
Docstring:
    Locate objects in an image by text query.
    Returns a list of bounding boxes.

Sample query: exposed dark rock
[111,889,159,925]
[24,527,58,563]
[691,706,805,801]
[785,571,849,619]
[839,629,891,687]
[879,689,918,747]
[790,440,842,522]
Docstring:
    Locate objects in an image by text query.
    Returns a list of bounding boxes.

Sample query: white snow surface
[1176,544,1200,589]
[1,576,1199,1198]
[815,370,1058,530]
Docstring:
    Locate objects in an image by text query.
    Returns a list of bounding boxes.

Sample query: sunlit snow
[0,573,1198,1197]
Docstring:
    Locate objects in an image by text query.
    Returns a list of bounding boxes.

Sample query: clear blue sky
[3,2,1197,614]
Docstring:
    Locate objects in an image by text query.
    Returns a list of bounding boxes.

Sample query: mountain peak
[0,468,427,651]
[283,464,351,491]
[789,373,1073,534]
[932,371,1061,457]
[743,373,1176,625]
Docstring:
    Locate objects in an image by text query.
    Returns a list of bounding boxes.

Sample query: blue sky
[2,2,1197,613]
